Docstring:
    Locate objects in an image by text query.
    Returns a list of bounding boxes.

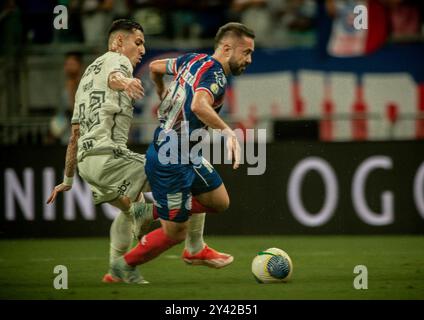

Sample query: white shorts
[78,149,150,205]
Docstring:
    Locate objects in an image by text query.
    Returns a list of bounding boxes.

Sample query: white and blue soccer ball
[251,247,293,283]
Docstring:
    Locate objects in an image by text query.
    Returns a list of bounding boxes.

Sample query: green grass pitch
[0,236,423,300]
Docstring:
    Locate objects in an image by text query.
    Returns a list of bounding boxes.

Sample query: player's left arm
[46,124,80,204]
[192,91,231,131]
[191,91,240,169]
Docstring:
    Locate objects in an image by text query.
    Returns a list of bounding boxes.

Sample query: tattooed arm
[46,124,80,204]
[108,71,144,99]
[63,124,79,180]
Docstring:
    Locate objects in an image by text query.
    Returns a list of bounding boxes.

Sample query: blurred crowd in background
[1,0,423,50]
[1,0,424,145]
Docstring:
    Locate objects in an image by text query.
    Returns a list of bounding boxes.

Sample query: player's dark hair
[108,19,144,38]
[214,22,255,49]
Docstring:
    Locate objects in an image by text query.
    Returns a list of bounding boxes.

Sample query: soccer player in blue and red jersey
[110,22,255,282]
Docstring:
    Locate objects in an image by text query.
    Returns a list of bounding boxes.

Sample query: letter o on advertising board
[287,157,338,227]
[414,161,424,219]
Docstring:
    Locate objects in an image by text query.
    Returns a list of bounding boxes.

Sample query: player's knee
[110,196,132,212]
[214,197,230,213]
[167,231,186,243]
[163,223,187,243]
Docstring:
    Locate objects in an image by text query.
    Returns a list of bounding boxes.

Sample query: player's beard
[229,58,247,76]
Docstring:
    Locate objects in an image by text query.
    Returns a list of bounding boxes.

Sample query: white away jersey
[71,51,134,161]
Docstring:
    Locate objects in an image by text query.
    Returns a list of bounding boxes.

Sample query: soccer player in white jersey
[47,19,233,284]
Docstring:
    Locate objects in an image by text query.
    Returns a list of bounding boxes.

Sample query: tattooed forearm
[108,71,131,91]
[64,124,79,178]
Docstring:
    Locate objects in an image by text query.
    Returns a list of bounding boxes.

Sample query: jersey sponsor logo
[117,180,131,196]
[214,71,226,87]
[82,59,104,78]
[82,80,93,92]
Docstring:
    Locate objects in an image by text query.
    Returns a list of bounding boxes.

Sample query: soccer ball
[251,247,293,283]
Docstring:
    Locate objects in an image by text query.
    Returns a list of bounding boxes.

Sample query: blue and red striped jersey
[156,53,227,140]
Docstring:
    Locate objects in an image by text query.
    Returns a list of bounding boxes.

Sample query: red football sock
[190,198,217,214]
[124,228,180,266]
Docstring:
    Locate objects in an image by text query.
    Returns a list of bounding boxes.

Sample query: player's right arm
[46,124,80,204]
[108,71,144,99]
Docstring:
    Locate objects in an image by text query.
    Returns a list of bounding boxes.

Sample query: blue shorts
[145,143,223,222]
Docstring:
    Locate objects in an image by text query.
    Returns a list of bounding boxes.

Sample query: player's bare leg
[110,195,132,212]
[161,219,188,242]
[194,183,230,213]
[183,185,234,268]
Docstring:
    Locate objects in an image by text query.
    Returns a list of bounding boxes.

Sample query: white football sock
[185,213,206,255]
[143,192,154,203]
[109,209,133,265]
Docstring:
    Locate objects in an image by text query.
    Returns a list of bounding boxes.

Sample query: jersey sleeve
[194,67,227,105]
[71,88,81,124]
[165,58,177,75]
[71,106,80,124]
[104,53,133,113]
[165,53,197,76]
[106,53,133,78]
